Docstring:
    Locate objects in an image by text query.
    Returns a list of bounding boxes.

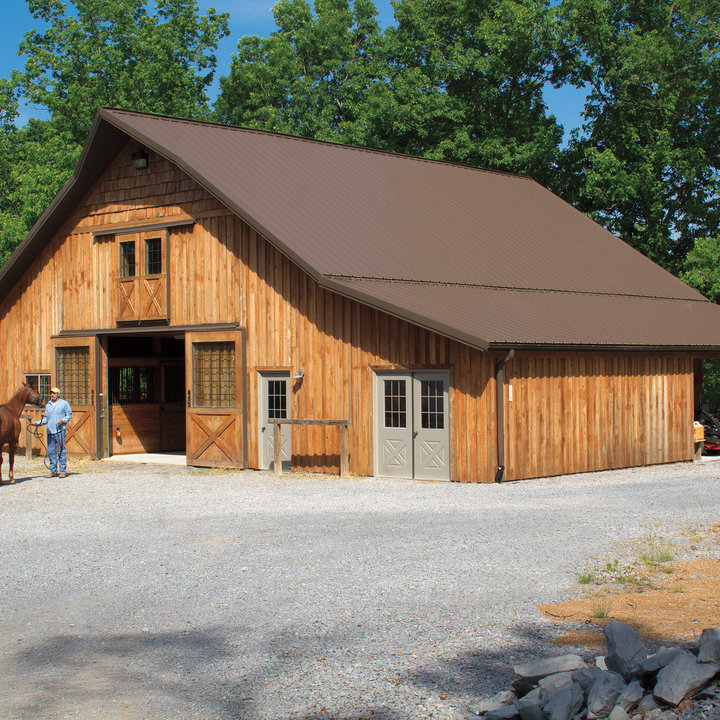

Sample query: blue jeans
[47,430,67,474]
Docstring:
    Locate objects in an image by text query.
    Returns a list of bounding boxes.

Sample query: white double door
[375,371,450,481]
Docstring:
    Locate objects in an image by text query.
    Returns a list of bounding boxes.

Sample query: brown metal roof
[329,278,720,350]
[2,107,720,350]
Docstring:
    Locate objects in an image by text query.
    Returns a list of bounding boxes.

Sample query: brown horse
[0,384,42,485]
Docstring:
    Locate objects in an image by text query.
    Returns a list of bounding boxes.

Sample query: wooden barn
[2,107,720,482]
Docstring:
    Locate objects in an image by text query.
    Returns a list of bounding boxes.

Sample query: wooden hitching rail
[267,419,350,477]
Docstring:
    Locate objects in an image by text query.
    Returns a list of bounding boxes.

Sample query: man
[32,386,73,478]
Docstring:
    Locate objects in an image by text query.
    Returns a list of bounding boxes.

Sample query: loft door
[375,371,450,480]
[185,331,244,468]
[258,372,291,471]
[51,337,97,458]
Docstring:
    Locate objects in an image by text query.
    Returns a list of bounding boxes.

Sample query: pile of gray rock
[468,621,720,720]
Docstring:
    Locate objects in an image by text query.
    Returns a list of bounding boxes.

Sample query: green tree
[680,237,720,413]
[555,0,720,273]
[373,0,562,180]
[16,0,230,144]
[0,118,80,266]
[0,0,230,264]
[216,0,563,182]
[215,0,384,145]
[681,236,720,303]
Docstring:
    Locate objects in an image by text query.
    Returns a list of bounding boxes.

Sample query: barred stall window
[193,342,235,407]
[110,367,157,404]
[56,347,92,405]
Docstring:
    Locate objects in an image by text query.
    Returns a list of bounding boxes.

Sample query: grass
[639,539,675,566]
[591,597,613,619]
[577,534,681,592]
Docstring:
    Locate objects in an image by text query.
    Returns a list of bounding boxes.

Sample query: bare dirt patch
[538,526,720,649]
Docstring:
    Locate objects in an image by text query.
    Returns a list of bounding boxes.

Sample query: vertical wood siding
[0,141,696,482]
[503,352,693,481]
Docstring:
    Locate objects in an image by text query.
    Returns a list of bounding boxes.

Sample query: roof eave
[487,342,720,353]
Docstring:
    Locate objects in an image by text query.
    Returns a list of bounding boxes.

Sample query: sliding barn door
[185,331,244,468]
[51,336,97,457]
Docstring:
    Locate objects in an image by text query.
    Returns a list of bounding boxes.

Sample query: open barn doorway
[106,334,185,456]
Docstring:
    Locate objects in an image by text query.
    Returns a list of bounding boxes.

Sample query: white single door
[259,372,291,471]
[413,372,450,481]
[375,371,450,480]
[376,374,414,477]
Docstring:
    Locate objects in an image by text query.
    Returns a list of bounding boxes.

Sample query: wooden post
[273,422,282,475]
[340,424,348,478]
[694,440,704,461]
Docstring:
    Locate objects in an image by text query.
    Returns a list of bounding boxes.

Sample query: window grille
[145,237,162,275]
[384,379,407,428]
[56,347,92,405]
[109,367,157,404]
[420,379,444,429]
[24,373,51,402]
[120,241,136,277]
[267,380,287,419]
[193,342,235,407]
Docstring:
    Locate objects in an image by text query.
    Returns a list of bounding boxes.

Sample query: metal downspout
[494,349,515,483]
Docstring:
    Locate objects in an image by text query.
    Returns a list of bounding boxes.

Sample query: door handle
[413,431,418,437]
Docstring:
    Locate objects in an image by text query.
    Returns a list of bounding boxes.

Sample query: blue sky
[1,0,587,137]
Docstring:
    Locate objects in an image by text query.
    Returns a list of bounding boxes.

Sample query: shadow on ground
[3,618,585,720]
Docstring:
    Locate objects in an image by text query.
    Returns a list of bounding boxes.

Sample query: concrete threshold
[104,452,187,466]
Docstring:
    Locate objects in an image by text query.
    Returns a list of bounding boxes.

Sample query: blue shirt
[38,398,73,435]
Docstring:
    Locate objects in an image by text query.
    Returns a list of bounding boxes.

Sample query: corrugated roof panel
[328,278,720,348]
[102,109,701,302]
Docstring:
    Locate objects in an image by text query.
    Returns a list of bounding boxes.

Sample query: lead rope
[28,423,51,470]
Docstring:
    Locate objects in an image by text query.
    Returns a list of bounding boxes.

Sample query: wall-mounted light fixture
[131,149,149,170]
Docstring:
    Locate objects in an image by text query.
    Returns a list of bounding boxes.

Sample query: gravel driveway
[1,457,719,720]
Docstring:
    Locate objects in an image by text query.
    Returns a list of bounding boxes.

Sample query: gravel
[0,456,718,720]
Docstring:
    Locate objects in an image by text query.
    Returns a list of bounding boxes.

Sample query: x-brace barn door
[185,330,244,468]
[51,336,98,458]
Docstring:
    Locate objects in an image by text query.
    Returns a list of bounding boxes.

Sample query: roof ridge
[98,107,536,182]
[326,275,708,303]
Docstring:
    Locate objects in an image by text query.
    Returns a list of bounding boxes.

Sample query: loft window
[145,237,162,275]
[120,241,136,278]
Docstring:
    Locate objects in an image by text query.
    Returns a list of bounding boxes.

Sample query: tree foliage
[0,0,229,263]
[3,0,720,294]
[215,0,384,145]
[216,0,563,182]
[373,0,562,181]
[555,0,720,273]
[17,0,230,143]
